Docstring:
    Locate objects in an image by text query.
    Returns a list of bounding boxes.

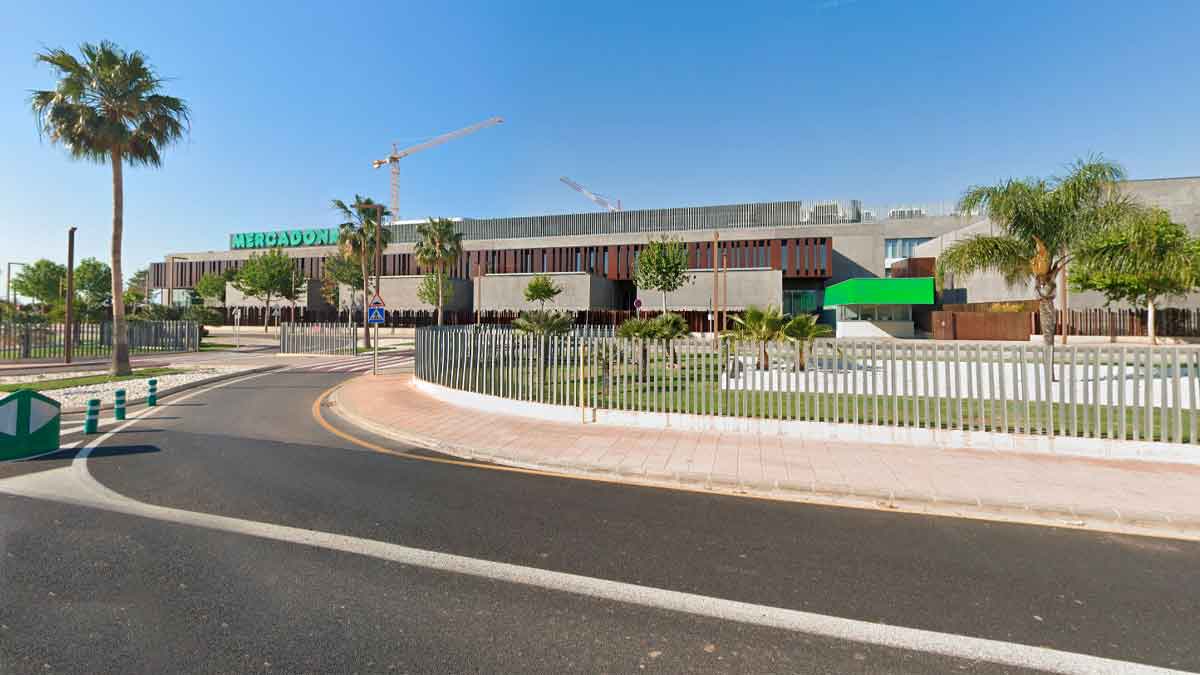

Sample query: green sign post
[0,390,61,460]
[230,227,340,250]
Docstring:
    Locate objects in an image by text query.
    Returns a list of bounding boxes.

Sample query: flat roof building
[149,175,1200,323]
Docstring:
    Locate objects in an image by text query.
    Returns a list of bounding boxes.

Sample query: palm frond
[935,235,1033,290]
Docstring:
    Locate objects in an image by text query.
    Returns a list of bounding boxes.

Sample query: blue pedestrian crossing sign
[367,293,386,325]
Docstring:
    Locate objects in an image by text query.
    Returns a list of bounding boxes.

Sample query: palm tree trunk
[437,263,445,326]
[109,149,131,375]
[1038,297,1056,346]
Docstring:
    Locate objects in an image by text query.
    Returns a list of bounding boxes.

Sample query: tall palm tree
[31,41,189,375]
[937,156,1135,346]
[332,196,390,349]
[414,218,463,325]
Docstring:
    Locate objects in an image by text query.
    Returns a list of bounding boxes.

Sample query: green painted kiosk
[823,277,935,338]
[0,390,62,460]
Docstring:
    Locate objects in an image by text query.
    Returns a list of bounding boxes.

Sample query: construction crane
[372,116,504,220]
[560,176,622,212]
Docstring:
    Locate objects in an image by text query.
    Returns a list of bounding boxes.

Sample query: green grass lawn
[0,367,186,393]
[200,342,238,351]
[438,348,1199,443]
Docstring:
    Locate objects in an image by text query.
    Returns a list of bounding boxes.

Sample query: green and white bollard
[147,379,158,407]
[84,398,101,434]
[114,389,127,421]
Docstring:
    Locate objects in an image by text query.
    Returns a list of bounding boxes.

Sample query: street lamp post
[165,255,178,308]
[64,226,77,364]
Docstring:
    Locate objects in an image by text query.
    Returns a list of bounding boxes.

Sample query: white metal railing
[279,322,357,355]
[415,328,1200,445]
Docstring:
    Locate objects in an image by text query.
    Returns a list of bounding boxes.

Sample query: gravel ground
[14,365,256,409]
[0,369,118,385]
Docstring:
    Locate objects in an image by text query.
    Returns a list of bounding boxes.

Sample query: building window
[884,237,933,260]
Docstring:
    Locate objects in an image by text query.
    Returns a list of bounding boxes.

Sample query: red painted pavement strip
[332,373,1200,538]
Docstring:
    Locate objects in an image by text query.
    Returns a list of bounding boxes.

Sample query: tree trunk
[109,149,131,375]
[1038,297,1056,346]
[1148,298,1157,345]
[759,341,769,371]
[263,293,272,332]
[437,263,445,326]
[661,290,667,315]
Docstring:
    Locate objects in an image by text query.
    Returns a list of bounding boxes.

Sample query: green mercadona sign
[230,227,340,250]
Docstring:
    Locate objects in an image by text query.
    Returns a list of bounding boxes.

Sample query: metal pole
[8,262,28,306]
[64,226,77,364]
[712,231,719,348]
[166,255,174,309]
[721,252,729,333]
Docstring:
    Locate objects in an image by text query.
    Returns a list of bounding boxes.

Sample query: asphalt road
[3,368,1199,673]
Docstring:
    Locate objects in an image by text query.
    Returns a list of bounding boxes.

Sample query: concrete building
[149,176,1200,322]
[916,176,1200,310]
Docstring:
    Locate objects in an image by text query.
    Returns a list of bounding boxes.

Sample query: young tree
[233,249,296,331]
[729,305,792,370]
[322,252,361,310]
[32,41,190,375]
[633,237,689,314]
[1072,208,1200,343]
[332,196,390,347]
[782,313,833,369]
[414,217,463,325]
[11,259,66,306]
[512,310,574,337]
[416,272,455,309]
[74,257,112,320]
[936,156,1136,346]
[194,270,234,306]
[652,312,690,362]
[524,274,562,310]
[124,268,149,311]
[278,267,307,322]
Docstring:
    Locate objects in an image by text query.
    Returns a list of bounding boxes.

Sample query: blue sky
[3,0,1199,283]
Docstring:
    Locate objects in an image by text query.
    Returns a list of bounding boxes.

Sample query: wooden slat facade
[151,237,832,289]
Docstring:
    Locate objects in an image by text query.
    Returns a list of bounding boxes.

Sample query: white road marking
[287,353,414,373]
[0,371,1185,675]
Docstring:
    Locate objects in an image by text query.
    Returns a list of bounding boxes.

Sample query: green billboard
[230,228,339,250]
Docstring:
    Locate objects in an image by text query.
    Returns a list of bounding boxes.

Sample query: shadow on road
[87,445,161,460]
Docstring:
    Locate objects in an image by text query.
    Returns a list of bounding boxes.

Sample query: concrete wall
[224,280,329,309]
[637,269,783,311]
[339,276,473,312]
[835,320,916,339]
[476,272,619,311]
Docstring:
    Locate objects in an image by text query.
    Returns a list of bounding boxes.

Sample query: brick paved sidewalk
[332,373,1200,539]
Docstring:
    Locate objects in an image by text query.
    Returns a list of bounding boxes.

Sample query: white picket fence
[416,328,1200,444]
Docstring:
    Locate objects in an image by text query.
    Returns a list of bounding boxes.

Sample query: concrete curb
[328,384,1200,541]
[58,365,284,414]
